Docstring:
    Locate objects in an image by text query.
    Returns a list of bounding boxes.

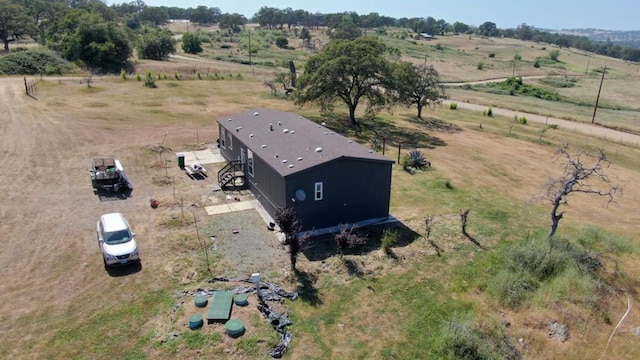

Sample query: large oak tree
[295,36,392,126]
[0,0,36,51]
[391,62,446,119]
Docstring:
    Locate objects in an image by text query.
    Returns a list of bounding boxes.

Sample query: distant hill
[554,29,640,48]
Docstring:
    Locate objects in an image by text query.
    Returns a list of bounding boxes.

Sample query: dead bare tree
[424,215,442,256]
[460,208,484,249]
[543,143,621,240]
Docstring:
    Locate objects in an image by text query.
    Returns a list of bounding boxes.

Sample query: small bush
[449,102,458,110]
[174,71,180,80]
[136,73,142,81]
[477,62,484,70]
[144,71,157,88]
[518,116,527,124]
[488,270,537,308]
[434,43,443,50]
[488,52,495,58]
[197,71,202,80]
[533,59,541,68]
[275,37,289,49]
[381,229,398,254]
[0,48,74,75]
[121,69,127,80]
[486,108,493,117]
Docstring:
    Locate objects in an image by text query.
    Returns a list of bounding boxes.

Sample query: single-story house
[216,109,394,232]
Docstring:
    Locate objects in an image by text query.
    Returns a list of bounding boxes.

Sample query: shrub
[381,229,398,254]
[488,52,495,58]
[518,116,527,124]
[549,49,561,61]
[121,69,127,80]
[182,32,203,54]
[0,48,74,75]
[487,108,493,117]
[533,59,541,68]
[477,62,484,70]
[434,43,443,50]
[488,269,537,308]
[334,225,367,257]
[405,150,430,171]
[275,37,289,49]
[450,102,458,110]
[136,73,141,81]
[144,71,157,88]
[174,71,180,80]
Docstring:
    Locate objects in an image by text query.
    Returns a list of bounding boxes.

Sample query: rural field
[1,31,640,359]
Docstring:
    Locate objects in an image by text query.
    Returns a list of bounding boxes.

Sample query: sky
[110,0,640,31]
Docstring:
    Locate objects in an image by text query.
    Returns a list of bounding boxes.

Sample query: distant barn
[217,109,393,231]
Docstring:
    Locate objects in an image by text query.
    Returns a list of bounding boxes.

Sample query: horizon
[108,0,640,32]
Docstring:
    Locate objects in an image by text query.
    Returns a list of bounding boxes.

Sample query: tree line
[2,0,639,74]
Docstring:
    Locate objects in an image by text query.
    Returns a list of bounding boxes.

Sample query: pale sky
[109,0,640,31]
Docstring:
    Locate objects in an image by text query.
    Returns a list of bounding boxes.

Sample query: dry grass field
[1,32,640,359]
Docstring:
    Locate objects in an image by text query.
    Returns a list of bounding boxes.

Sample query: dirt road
[443,99,640,146]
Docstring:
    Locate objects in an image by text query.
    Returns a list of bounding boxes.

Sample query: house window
[247,149,254,177]
[227,131,233,150]
[314,182,323,201]
[220,128,226,149]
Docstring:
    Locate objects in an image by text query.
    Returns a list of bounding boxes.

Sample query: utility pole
[591,65,607,124]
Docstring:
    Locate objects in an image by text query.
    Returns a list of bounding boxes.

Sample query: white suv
[97,213,139,266]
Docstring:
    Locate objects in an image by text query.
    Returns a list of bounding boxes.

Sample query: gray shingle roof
[217,109,393,176]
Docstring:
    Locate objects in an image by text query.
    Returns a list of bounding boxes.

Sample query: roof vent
[368,150,374,153]
[261,144,267,148]
[250,133,254,137]
[274,154,279,158]
[278,121,282,126]
[283,129,289,133]
[297,157,303,161]
[315,147,323,153]
[282,159,288,163]
[235,126,242,132]
[288,164,294,168]
[269,123,274,131]
[228,118,232,121]
[254,112,260,116]
[321,122,326,126]
[329,132,334,135]
[290,130,295,134]
[348,140,353,143]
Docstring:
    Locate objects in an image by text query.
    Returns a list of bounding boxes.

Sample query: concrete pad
[228,199,259,212]
[194,150,225,164]
[176,148,225,167]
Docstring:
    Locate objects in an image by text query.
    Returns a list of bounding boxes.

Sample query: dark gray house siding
[217,109,393,232]
[284,158,392,230]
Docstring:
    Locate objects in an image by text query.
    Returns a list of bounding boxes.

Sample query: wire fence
[24,77,40,99]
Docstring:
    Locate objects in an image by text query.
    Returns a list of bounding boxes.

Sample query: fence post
[24,77,28,95]
[382,137,386,155]
[397,143,401,164]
